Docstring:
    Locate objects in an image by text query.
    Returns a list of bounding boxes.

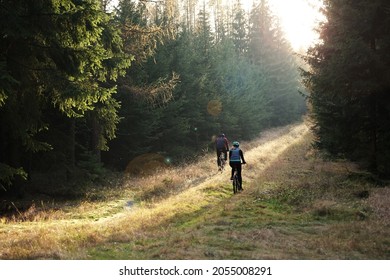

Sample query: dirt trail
[91,122,309,226]
[0,122,311,259]
[2,122,309,227]
[198,122,309,188]
[236,123,309,183]
[2,121,388,260]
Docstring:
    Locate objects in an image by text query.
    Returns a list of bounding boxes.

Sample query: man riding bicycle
[229,141,246,191]
[215,133,229,170]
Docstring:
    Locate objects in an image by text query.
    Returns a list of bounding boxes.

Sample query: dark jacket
[216,136,229,151]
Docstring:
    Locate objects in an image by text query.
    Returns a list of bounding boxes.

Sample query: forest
[302,0,390,176]
[1,0,390,202]
[0,0,306,198]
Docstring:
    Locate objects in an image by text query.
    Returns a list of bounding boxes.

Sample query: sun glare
[240,0,323,51]
[268,0,323,51]
[109,0,323,51]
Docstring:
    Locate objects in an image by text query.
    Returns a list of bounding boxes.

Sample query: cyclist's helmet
[219,133,225,137]
[232,141,239,147]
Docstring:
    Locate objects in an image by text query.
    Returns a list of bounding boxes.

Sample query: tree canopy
[1,0,305,194]
[302,0,390,176]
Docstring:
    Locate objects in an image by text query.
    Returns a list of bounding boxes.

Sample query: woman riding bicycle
[229,141,246,191]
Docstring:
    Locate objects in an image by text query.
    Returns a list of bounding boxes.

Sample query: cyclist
[229,141,246,191]
[215,133,229,170]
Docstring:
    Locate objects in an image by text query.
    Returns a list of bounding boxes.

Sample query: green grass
[87,125,388,260]
[1,122,389,259]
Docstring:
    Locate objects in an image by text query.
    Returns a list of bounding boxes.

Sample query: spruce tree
[302,0,390,175]
[0,0,131,189]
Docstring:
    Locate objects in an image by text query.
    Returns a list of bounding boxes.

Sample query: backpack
[216,137,226,149]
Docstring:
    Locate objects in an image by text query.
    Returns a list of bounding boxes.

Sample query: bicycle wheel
[220,157,225,171]
[232,174,238,194]
[236,177,242,191]
[218,153,223,171]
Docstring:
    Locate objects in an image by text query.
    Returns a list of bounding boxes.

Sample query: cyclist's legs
[236,164,243,188]
[216,149,222,166]
[223,150,227,161]
[229,162,240,179]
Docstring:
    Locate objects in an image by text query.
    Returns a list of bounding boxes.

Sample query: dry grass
[1,121,389,260]
[367,188,390,225]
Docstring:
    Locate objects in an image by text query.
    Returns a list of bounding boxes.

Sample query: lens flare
[207,99,222,116]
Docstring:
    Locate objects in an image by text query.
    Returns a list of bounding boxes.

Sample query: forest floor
[0,121,389,259]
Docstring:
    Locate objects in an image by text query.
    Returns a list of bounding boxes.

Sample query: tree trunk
[91,113,102,163]
[66,118,76,181]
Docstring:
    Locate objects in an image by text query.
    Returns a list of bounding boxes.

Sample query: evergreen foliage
[106,0,305,167]
[0,0,130,192]
[302,0,390,176]
[1,0,305,193]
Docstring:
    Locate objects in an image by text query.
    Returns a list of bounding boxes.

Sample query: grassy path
[1,122,389,259]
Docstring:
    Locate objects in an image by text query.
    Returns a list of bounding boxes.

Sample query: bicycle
[218,152,226,172]
[232,167,241,194]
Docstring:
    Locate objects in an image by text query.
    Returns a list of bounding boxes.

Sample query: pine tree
[232,0,248,56]
[0,0,131,189]
[302,0,390,175]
